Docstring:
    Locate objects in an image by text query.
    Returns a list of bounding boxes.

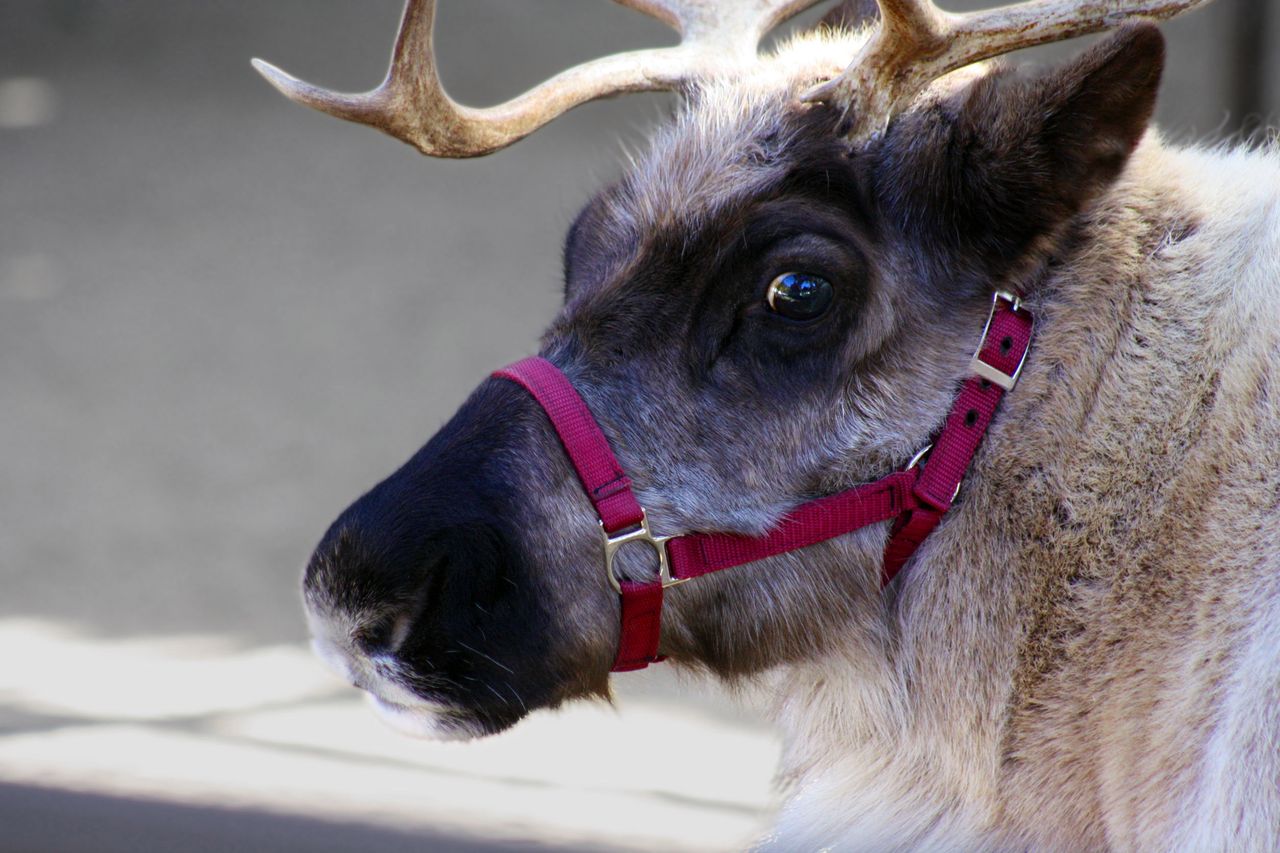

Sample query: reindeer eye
[765,272,833,321]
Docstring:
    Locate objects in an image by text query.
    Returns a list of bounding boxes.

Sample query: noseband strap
[494,292,1033,672]
[492,358,667,671]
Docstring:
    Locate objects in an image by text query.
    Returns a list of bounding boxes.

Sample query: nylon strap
[881,298,1034,584]
[492,359,644,535]
[612,580,665,672]
[666,471,917,579]
[493,358,663,672]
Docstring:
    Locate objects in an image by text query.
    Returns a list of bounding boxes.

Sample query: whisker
[483,682,506,706]
[503,679,528,713]
[456,641,515,675]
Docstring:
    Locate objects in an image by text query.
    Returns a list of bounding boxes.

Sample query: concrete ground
[0,1,1269,851]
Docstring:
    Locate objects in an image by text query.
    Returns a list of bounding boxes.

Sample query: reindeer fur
[764,137,1280,850]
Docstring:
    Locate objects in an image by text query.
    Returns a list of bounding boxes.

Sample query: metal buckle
[601,512,684,594]
[905,443,933,470]
[969,290,1031,392]
[902,442,961,502]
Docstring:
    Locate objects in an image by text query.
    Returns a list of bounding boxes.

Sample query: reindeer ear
[874,23,1164,282]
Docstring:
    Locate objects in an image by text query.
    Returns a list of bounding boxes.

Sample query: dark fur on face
[873,24,1163,293]
[303,24,1165,732]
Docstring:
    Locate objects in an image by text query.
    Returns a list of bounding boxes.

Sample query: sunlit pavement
[0,619,781,851]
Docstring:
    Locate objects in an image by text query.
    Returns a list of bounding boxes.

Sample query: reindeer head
[259,0,1209,739]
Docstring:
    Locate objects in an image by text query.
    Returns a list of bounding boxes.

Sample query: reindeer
[256,0,1280,848]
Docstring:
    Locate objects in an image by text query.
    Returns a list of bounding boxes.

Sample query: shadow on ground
[0,782,580,853]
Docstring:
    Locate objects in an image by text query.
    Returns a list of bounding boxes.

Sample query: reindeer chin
[366,693,499,742]
[309,633,523,741]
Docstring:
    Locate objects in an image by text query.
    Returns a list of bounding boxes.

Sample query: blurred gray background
[0,1,1275,850]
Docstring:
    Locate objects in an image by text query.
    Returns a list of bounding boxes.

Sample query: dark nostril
[352,620,395,654]
[352,603,426,656]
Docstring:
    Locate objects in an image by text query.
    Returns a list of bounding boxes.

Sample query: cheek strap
[493,292,1033,672]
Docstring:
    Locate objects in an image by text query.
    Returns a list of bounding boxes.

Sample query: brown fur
[988,147,1280,848]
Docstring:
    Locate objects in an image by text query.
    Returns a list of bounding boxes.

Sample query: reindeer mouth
[309,629,527,741]
[365,693,492,742]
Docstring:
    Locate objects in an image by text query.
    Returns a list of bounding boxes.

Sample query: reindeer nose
[303,522,446,695]
[347,607,418,656]
[301,376,557,708]
[305,377,543,619]
[304,520,431,639]
[303,473,520,666]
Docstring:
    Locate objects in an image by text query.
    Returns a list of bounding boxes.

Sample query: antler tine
[875,0,950,46]
[253,0,828,159]
[253,0,442,148]
[806,0,1217,144]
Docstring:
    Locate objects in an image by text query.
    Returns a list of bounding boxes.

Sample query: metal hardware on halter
[969,290,1032,391]
[600,512,684,594]
[905,444,933,471]
[903,443,961,502]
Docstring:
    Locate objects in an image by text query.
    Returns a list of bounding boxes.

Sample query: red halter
[494,291,1033,671]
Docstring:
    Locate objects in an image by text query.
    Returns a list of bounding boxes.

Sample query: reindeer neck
[763,134,1266,846]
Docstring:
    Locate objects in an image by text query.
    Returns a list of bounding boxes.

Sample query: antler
[804,0,1217,143]
[252,0,826,158]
